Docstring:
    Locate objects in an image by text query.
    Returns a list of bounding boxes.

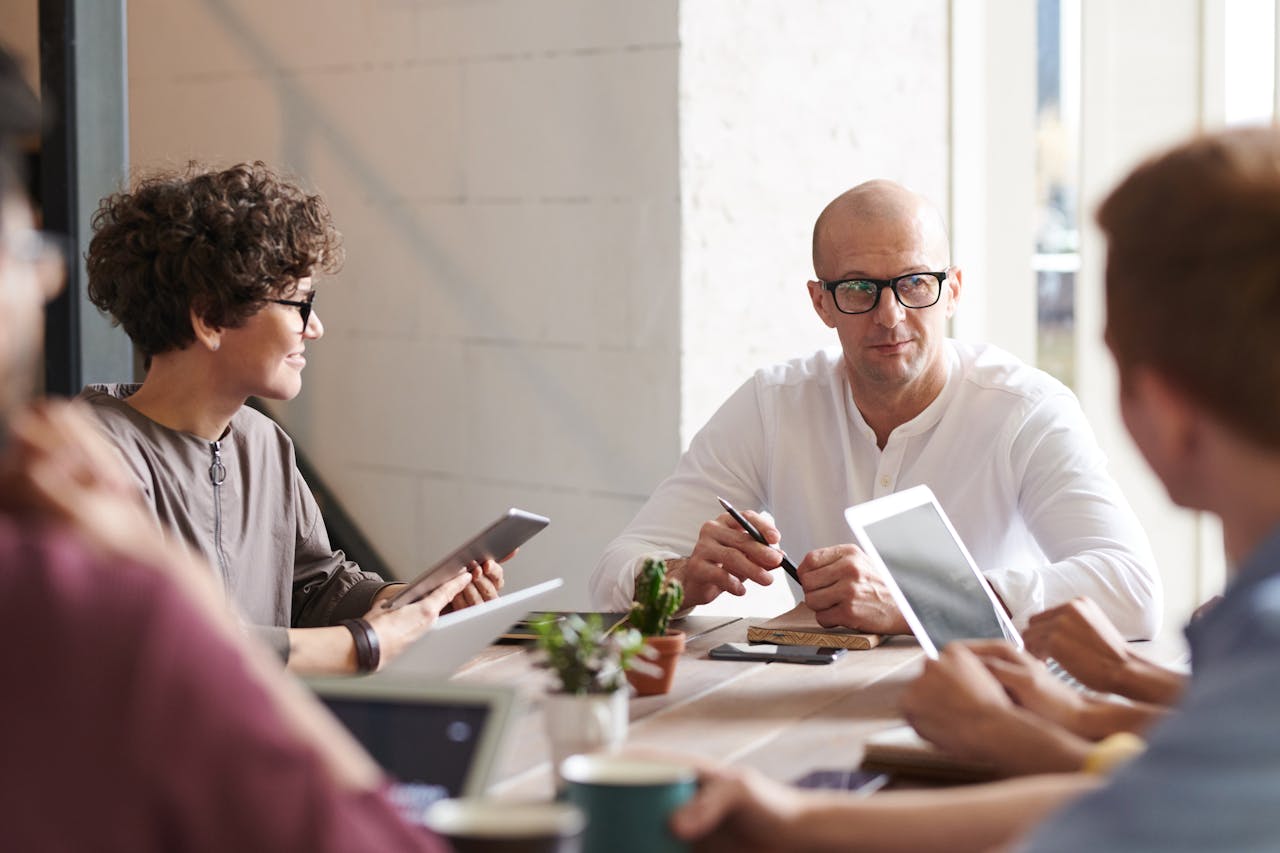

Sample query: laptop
[842,484,1022,658]
[381,577,564,677]
[310,676,520,822]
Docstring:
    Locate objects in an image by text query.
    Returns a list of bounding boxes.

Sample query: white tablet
[843,485,1021,658]
[381,578,564,678]
[387,508,550,610]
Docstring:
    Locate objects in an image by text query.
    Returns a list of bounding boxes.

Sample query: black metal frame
[38,0,79,394]
[821,271,948,315]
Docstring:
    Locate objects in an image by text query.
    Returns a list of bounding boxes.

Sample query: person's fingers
[418,572,475,617]
[457,584,485,610]
[697,539,776,586]
[669,771,740,841]
[482,559,505,590]
[963,639,1025,662]
[803,584,851,613]
[694,560,746,596]
[469,573,500,601]
[705,516,783,573]
[738,509,781,546]
[981,655,1034,689]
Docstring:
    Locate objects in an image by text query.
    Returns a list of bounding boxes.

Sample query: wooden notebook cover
[746,602,884,650]
[859,724,999,783]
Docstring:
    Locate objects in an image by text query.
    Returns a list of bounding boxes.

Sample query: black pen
[716,496,801,585]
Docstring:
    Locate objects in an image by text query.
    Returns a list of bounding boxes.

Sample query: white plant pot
[543,690,630,790]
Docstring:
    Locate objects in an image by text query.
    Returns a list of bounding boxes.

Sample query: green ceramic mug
[560,755,697,853]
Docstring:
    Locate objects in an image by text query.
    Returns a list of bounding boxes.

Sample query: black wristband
[342,618,381,673]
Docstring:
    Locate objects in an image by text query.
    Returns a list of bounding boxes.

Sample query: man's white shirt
[591,340,1161,639]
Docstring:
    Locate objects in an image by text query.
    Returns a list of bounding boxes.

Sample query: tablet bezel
[307,676,520,798]
[843,484,1022,658]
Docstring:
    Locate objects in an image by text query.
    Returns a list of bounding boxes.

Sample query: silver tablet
[387,508,550,610]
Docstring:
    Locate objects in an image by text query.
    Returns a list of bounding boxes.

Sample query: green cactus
[628,558,685,637]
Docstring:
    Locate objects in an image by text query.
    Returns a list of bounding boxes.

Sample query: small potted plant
[624,558,686,696]
[531,613,646,786]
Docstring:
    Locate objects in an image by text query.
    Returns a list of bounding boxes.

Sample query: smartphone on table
[708,642,845,665]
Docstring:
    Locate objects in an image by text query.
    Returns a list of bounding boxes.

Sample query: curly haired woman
[79,162,502,675]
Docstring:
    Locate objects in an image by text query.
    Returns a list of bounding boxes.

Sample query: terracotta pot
[626,630,686,696]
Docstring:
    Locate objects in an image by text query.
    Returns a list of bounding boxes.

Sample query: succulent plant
[531,612,646,695]
[628,558,684,637]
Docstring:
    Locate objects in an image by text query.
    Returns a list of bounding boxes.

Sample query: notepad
[859,724,999,783]
[746,602,883,650]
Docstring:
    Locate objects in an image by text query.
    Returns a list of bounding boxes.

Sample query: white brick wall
[678,0,950,443]
[127,0,682,608]
[122,1,953,610]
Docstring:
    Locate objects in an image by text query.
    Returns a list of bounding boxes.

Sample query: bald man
[591,181,1160,638]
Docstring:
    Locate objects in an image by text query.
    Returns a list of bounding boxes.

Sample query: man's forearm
[1115,654,1187,705]
[1075,695,1168,740]
[782,773,1099,853]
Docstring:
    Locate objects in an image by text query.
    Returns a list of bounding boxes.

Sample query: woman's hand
[363,570,475,667]
[446,559,505,612]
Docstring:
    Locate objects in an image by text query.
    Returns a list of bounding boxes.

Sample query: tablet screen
[863,503,1006,648]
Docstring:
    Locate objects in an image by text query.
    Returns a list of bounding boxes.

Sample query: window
[1033,0,1081,388]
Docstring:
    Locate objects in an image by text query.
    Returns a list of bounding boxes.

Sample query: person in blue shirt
[670,125,1280,852]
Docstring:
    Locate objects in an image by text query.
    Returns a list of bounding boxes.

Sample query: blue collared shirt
[1022,525,1280,852]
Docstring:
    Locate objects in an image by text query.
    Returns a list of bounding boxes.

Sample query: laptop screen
[322,695,492,800]
[862,502,1007,649]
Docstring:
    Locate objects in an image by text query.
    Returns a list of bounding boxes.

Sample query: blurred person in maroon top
[0,45,453,853]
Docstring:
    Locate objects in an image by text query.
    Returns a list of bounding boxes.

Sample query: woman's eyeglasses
[267,291,316,333]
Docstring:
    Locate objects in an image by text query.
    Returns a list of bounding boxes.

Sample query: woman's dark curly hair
[87,161,342,357]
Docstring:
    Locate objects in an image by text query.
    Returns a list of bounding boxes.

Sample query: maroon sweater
[0,515,449,853]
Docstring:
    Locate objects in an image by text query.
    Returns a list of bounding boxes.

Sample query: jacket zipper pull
[209,440,226,486]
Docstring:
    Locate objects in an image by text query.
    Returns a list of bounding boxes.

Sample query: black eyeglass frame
[820,270,949,315]
[267,291,317,333]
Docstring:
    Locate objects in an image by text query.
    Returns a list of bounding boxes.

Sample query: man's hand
[670,762,803,852]
[963,639,1087,735]
[667,510,784,607]
[795,543,909,633]
[900,644,1016,758]
[1022,597,1133,694]
[363,571,475,668]
[901,643,1092,776]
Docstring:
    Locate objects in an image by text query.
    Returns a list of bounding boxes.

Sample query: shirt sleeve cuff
[328,578,395,624]
[983,565,1045,629]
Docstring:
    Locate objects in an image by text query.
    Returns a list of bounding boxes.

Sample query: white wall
[1075,0,1228,630]
[86,0,1258,621]
[679,0,950,444]
[128,0,682,609]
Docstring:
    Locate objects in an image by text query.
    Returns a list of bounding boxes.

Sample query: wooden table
[454,614,931,800]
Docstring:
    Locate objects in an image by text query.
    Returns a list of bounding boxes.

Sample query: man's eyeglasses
[267,291,317,333]
[820,271,947,315]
